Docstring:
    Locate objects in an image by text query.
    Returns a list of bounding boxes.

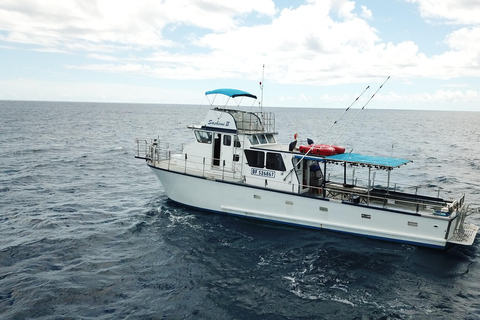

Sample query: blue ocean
[1,100,480,319]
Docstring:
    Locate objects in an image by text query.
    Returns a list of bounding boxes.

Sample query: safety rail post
[415,186,419,213]
[184,154,188,173]
[152,145,156,166]
[222,160,225,180]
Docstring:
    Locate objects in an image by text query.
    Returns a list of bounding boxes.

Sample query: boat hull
[149,165,453,249]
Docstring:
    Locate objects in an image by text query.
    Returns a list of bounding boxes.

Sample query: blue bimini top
[325,153,411,169]
[205,88,257,99]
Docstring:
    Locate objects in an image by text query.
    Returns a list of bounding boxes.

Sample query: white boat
[135,88,479,249]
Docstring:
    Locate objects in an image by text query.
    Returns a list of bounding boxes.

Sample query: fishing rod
[297,84,371,159]
[284,84,372,178]
[332,76,390,145]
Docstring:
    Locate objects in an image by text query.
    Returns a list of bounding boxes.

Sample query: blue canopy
[294,152,411,169]
[205,88,257,99]
[325,153,411,169]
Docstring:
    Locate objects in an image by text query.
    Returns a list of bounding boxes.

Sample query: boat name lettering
[208,120,230,127]
[251,168,275,178]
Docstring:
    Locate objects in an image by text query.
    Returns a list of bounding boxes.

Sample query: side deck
[136,139,455,218]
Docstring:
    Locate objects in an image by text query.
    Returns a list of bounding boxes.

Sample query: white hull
[151,165,455,249]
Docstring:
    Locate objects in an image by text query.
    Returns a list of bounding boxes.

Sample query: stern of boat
[447,195,479,246]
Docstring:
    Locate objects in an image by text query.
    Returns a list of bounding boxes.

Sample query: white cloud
[0,77,199,103]
[0,0,276,51]
[2,0,478,83]
[1,0,480,109]
[360,5,373,19]
[407,0,480,25]
[382,89,479,104]
[444,27,480,64]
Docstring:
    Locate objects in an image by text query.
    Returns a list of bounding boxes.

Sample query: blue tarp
[325,153,411,168]
[205,88,257,99]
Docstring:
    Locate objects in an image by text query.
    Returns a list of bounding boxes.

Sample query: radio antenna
[259,64,265,113]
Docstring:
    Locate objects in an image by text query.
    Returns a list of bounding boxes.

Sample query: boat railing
[170,153,244,181]
[326,173,447,204]
[240,173,448,214]
[135,139,150,160]
[254,112,275,133]
[135,138,184,162]
[320,183,446,213]
[233,111,275,133]
[137,139,453,214]
[157,150,448,213]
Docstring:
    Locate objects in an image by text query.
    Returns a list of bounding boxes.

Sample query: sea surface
[1,100,480,319]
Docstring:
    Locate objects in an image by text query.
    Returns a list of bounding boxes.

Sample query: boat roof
[205,88,257,99]
[295,152,411,169]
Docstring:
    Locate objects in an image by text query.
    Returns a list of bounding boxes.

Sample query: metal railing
[136,138,456,215]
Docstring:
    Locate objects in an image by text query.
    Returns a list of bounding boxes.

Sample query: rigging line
[298,85,371,159]
[316,85,370,142]
[332,76,390,145]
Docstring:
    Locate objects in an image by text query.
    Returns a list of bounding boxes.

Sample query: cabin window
[266,152,286,171]
[244,150,264,168]
[194,130,212,144]
[257,134,267,144]
[234,136,241,148]
[265,134,276,143]
[248,135,259,145]
[223,135,231,146]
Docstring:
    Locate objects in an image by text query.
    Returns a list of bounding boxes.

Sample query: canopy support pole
[387,169,391,195]
[368,166,371,205]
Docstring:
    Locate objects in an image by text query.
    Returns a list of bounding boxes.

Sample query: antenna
[259,64,265,113]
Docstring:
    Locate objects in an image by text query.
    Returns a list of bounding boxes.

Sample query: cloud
[383,89,480,105]
[1,0,480,109]
[360,5,373,19]
[407,0,480,25]
[0,0,276,51]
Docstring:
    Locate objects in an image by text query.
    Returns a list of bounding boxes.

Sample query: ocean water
[1,100,480,319]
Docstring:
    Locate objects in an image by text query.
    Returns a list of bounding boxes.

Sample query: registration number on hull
[251,168,275,178]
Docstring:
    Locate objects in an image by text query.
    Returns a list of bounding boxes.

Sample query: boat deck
[150,157,449,218]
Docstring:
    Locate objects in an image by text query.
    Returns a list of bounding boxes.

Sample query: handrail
[137,138,454,215]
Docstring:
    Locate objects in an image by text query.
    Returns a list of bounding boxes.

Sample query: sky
[0,0,479,110]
